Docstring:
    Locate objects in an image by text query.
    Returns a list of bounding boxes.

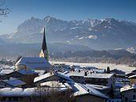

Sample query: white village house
[15,57,51,70]
[65,71,114,87]
[120,85,136,102]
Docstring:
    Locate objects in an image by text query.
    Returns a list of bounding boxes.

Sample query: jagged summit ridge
[1,16,136,50]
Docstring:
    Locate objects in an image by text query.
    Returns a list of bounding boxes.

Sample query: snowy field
[51,61,136,73]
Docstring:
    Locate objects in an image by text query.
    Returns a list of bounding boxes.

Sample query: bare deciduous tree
[0,0,10,16]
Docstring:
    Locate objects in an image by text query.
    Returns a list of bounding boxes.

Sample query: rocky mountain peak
[1,16,136,50]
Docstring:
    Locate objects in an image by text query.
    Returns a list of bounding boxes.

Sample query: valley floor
[51,61,136,73]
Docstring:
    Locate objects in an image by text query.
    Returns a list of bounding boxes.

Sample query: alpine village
[0,28,136,102]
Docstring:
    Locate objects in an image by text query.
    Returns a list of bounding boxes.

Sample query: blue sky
[0,0,136,34]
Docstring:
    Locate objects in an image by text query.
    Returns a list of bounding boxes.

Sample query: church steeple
[39,27,49,60]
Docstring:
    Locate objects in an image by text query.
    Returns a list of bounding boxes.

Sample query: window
[125,97,128,102]
[134,89,136,92]
[133,95,136,99]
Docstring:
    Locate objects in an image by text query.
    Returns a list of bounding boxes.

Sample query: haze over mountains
[1,16,136,49]
[0,16,136,64]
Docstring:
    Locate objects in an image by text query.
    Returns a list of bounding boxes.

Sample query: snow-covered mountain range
[127,47,136,54]
[1,16,136,50]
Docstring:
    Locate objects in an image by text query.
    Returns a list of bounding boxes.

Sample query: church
[15,28,51,70]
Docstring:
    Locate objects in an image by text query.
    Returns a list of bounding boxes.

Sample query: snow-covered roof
[15,57,51,70]
[34,72,53,83]
[120,85,136,92]
[56,72,73,81]
[81,84,109,99]
[66,81,108,99]
[3,79,26,87]
[17,69,37,75]
[0,88,23,96]
[66,71,113,79]
[66,71,85,77]
[72,83,88,96]
[0,87,68,96]
[110,69,125,75]
[129,74,136,79]
[114,82,126,88]
[85,84,110,90]
[34,70,46,75]
[0,69,14,75]
[86,73,114,79]
[34,72,73,83]
[40,81,67,88]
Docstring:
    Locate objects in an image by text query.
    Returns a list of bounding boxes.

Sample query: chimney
[84,72,87,76]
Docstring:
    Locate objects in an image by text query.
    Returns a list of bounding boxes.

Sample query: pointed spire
[42,27,47,51]
[39,27,49,60]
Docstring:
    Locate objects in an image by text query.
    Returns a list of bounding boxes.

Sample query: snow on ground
[0,65,14,75]
[0,61,135,74]
[51,61,136,73]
